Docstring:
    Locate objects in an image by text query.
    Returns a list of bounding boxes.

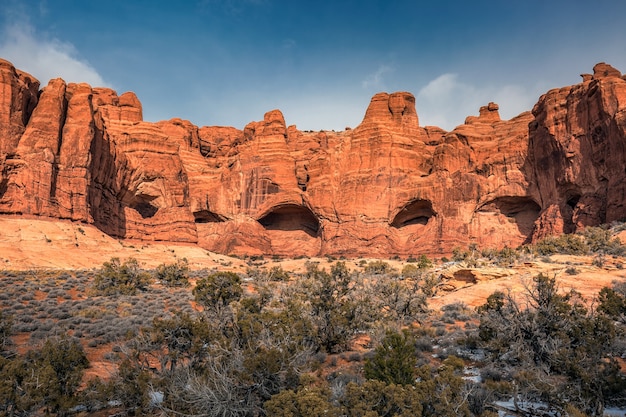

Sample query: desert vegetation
[0,226,625,416]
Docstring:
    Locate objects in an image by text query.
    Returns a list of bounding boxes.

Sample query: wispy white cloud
[362,65,393,90]
[37,0,49,17]
[0,20,109,87]
[489,84,537,119]
[416,73,537,130]
[281,38,296,50]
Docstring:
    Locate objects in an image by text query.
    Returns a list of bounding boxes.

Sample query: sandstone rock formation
[1,59,625,257]
[527,62,626,238]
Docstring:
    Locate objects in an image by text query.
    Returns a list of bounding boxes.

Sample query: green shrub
[193,271,242,315]
[597,286,626,319]
[265,387,339,417]
[364,260,393,275]
[92,258,153,296]
[0,311,12,353]
[27,335,90,414]
[401,264,420,279]
[452,247,469,262]
[302,262,375,353]
[415,254,433,269]
[583,226,625,255]
[532,226,625,256]
[478,273,625,414]
[364,330,417,386]
[493,246,520,265]
[155,259,190,287]
[342,380,424,417]
[266,265,290,281]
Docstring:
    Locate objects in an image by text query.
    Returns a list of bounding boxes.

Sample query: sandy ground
[1,216,625,308]
[430,256,626,308]
[0,216,246,271]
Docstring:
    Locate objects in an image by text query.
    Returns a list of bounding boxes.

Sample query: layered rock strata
[1,59,625,257]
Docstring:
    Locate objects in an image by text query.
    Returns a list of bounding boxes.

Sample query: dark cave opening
[193,210,224,223]
[391,199,435,228]
[129,199,159,219]
[258,204,320,237]
[567,194,581,210]
[478,196,541,237]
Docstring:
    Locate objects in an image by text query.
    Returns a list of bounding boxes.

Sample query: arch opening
[567,194,581,210]
[258,204,320,238]
[478,196,541,237]
[193,210,224,223]
[129,198,158,219]
[562,189,583,232]
[391,199,435,228]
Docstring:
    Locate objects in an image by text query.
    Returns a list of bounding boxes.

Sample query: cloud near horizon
[362,65,394,90]
[416,73,538,130]
[0,21,109,88]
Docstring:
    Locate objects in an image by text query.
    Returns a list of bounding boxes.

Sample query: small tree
[478,273,625,415]
[0,311,12,354]
[150,312,213,372]
[364,260,394,275]
[0,315,27,415]
[364,330,417,386]
[302,262,374,353]
[598,286,626,321]
[193,271,243,318]
[92,257,152,295]
[0,355,27,416]
[155,258,190,287]
[416,254,433,269]
[25,336,89,415]
[342,379,426,417]
[111,358,153,413]
[265,386,340,417]
[420,357,472,417]
[266,265,290,281]
[375,273,429,324]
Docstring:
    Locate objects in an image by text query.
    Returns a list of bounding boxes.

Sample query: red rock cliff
[1,59,625,257]
[527,63,626,238]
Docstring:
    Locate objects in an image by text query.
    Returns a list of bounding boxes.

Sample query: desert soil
[1,217,625,308]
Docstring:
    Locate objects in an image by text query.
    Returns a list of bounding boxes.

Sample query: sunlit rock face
[1,59,626,257]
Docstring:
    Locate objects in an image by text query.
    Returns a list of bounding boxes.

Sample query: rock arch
[391,199,436,228]
[257,204,320,237]
[128,197,159,219]
[477,196,541,238]
[256,203,321,256]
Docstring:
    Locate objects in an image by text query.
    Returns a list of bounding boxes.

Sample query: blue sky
[1,0,625,131]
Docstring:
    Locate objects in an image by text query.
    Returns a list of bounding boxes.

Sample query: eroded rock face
[0,73,196,243]
[527,62,626,238]
[1,59,625,257]
[0,59,39,157]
